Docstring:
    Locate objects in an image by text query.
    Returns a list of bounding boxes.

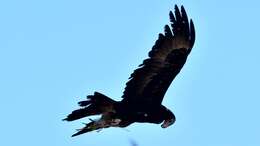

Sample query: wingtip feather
[174,5,181,21]
[164,25,173,37]
[169,11,175,23]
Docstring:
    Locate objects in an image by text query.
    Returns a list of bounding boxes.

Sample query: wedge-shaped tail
[63,92,116,120]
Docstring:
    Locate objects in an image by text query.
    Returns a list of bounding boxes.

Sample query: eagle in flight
[64,5,195,137]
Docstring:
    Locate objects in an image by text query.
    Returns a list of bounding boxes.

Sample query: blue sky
[0,0,259,146]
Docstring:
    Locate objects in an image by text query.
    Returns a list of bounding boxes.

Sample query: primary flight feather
[64,5,195,137]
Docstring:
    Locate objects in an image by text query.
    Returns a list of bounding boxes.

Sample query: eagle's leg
[72,118,108,137]
[72,112,122,136]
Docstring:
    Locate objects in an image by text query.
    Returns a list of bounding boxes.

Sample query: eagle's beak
[161,118,175,128]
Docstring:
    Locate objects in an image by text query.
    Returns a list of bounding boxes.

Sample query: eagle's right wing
[122,5,195,105]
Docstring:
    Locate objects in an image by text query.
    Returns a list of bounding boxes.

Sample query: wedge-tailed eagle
[64,5,195,137]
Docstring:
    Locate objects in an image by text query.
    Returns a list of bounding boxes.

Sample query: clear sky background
[0,0,259,146]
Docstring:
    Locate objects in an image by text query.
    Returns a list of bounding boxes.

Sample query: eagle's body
[64,5,195,137]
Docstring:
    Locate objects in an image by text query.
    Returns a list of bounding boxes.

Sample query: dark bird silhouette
[63,5,195,137]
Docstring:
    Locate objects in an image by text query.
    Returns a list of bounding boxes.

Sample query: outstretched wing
[122,5,195,105]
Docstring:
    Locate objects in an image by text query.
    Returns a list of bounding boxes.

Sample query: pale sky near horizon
[0,0,260,146]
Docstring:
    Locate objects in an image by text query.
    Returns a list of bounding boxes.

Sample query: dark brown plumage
[64,5,195,137]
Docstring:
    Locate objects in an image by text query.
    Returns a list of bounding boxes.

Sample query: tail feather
[63,104,101,121]
[63,92,116,121]
[78,100,91,107]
